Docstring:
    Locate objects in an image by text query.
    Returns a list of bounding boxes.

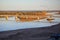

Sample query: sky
[0,0,60,11]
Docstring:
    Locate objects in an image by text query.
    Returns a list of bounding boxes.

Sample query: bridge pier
[6,16,8,21]
[15,16,19,22]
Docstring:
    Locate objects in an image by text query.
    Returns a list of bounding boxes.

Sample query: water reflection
[0,13,60,31]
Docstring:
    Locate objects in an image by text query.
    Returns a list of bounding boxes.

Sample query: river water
[0,13,60,32]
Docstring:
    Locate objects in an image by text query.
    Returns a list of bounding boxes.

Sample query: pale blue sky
[0,0,60,11]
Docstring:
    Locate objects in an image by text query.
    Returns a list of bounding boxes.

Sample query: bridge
[0,11,60,22]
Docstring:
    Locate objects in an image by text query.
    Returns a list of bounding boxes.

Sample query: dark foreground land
[0,23,60,40]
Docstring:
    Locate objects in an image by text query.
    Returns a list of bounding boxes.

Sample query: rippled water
[0,13,60,31]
